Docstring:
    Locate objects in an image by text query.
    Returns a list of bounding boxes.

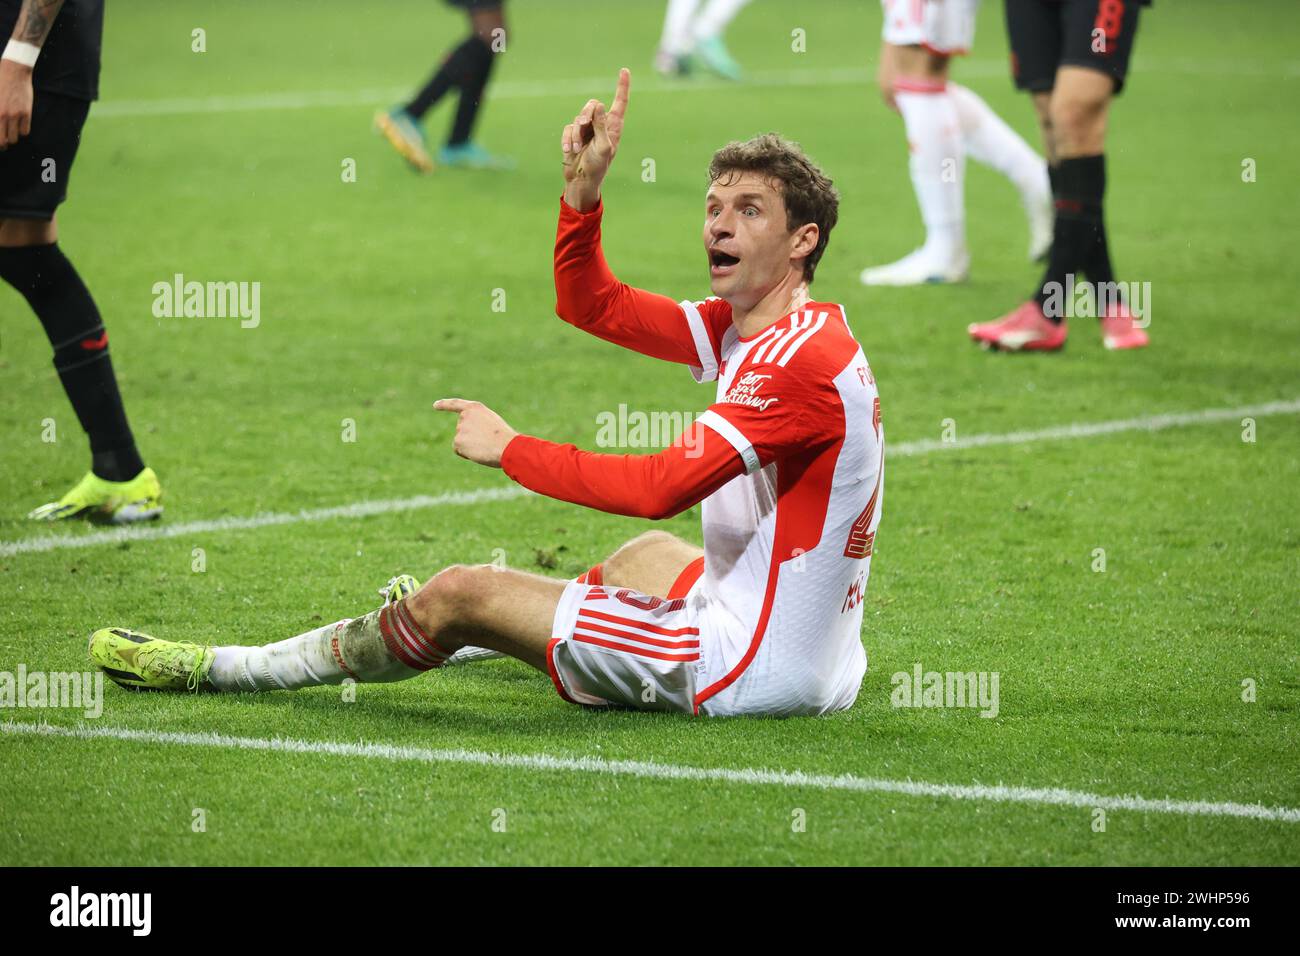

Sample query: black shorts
[0,91,91,220]
[1006,0,1144,95]
[444,0,502,10]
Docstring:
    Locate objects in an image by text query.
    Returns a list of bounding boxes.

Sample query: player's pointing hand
[562,68,630,197]
[434,398,519,469]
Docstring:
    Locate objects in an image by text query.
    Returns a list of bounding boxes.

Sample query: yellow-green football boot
[28,467,163,523]
[88,627,214,692]
[374,108,434,173]
[379,574,421,605]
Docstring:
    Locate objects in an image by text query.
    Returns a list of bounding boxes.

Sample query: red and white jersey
[501,197,884,716]
[681,297,882,715]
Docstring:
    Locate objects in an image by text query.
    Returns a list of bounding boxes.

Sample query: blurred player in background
[968,0,1149,351]
[862,0,1051,286]
[656,0,752,81]
[375,0,513,172]
[0,0,162,522]
[90,70,885,720]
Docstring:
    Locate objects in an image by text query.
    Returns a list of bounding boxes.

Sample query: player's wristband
[2,39,40,68]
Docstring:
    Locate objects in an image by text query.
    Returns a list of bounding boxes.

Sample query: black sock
[1032,154,1106,324]
[1047,162,1060,197]
[406,34,492,122]
[448,36,496,146]
[0,244,145,482]
[1081,155,1114,285]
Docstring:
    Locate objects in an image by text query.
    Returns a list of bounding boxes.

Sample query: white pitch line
[90,68,873,120]
[0,486,530,558]
[887,398,1300,457]
[88,57,1300,121]
[2,399,1296,558]
[4,721,1297,824]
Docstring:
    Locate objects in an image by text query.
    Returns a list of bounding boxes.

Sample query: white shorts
[881,0,977,55]
[547,559,709,715]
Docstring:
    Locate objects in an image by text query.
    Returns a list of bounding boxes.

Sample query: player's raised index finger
[433,398,469,413]
[609,68,630,118]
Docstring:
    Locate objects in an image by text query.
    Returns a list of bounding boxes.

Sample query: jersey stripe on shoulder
[774,310,828,366]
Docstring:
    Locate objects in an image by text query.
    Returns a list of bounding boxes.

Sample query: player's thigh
[1005,0,1062,95]
[602,530,703,597]
[464,1,505,41]
[417,564,563,672]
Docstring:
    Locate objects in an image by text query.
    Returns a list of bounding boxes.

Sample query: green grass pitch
[1,0,1297,866]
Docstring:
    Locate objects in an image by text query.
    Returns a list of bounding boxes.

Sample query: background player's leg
[862,45,967,286]
[445,6,505,149]
[690,0,750,80]
[1030,92,1057,168]
[947,83,1052,260]
[656,0,701,75]
[1032,66,1113,323]
[0,216,150,491]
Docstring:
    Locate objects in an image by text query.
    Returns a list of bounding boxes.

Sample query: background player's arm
[0,0,65,146]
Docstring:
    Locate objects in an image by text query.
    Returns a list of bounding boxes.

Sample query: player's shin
[207,603,450,692]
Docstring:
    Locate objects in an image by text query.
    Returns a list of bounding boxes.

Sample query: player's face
[703,173,801,304]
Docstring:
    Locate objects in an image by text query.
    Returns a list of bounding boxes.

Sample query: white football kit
[882,0,978,54]
[546,300,884,717]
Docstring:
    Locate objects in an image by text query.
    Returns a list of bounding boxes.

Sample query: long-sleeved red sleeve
[554,195,713,368]
[501,422,745,521]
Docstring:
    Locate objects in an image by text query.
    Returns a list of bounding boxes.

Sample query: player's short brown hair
[708,133,839,283]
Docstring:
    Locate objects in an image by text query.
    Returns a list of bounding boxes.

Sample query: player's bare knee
[410,564,489,621]
[1049,95,1107,155]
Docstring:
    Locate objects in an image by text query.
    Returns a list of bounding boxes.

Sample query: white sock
[948,83,1050,220]
[693,0,751,41]
[894,80,966,261]
[661,0,702,54]
[210,621,348,692]
[209,605,445,692]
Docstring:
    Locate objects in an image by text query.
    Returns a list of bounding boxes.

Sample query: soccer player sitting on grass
[90,69,885,717]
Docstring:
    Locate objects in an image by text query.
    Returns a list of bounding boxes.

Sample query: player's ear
[790,222,819,261]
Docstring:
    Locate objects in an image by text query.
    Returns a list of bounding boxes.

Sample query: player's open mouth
[709,249,740,275]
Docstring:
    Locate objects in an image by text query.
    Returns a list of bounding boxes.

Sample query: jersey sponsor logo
[724,370,780,411]
[841,571,868,613]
